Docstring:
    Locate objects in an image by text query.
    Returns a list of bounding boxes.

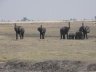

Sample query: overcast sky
[0,0,96,20]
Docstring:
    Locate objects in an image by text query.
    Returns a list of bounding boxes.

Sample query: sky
[0,0,96,20]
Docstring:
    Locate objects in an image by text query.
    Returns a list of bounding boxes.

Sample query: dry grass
[0,21,96,62]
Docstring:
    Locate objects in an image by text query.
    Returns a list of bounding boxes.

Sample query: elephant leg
[86,33,88,39]
[61,34,62,39]
[63,34,65,39]
[16,33,18,40]
[73,36,75,39]
[72,36,74,39]
[21,33,24,39]
[80,34,83,39]
[20,33,22,39]
[42,34,44,39]
[43,33,45,39]
[67,34,68,39]
[76,35,79,39]
[83,33,85,39]
[20,35,21,39]
[68,35,70,39]
[77,35,79,39]
[75,35,77,39]
[43,35,44,39]
[22,33,24,39]
[41,34,43,39]
[80,36,82,39]
[43,35,45,39]
[40,33,42,39]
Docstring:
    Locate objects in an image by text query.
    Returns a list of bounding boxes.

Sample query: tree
[21,17,29,21]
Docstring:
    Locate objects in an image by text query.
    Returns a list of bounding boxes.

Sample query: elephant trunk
[82,22,84,26]
[68,22,70,29]
[14,23,17,31]
[41,25,42,29]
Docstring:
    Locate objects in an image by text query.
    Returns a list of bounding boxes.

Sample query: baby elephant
[14,24,25,40]
[68,33,75,39]
[75,31,84,39]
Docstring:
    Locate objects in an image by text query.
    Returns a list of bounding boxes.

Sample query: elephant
[75,31,84,39]
[60,22,70,39]
[68,33,75,39]
[79,23,90,39]
[14,23,25,40]
[37,25,46,39]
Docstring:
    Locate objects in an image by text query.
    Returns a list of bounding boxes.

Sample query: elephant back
[76,31,83,36]
[38,27,46,33]
[68,32,75,36]
[14,26,24,33]
[60,27,70,34]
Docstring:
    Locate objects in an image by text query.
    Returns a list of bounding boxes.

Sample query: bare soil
[0,60,96,72]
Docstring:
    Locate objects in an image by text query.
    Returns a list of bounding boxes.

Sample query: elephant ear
[37,27,40,31]
[41,28,46,33]
[79,26,83,32]
[85,26,90,33]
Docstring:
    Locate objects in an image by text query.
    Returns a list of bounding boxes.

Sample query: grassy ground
[0,21,96,62]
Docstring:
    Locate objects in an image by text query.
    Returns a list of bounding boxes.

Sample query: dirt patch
[87,64,96,71]
[0,60,96,72]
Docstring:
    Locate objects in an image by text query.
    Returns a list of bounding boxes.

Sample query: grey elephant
[60,22,70,39]
[37,25,46,39]
[79,23,90,39]
[14,23,25,40]
[75,31,84,39]
[68,33,75,39]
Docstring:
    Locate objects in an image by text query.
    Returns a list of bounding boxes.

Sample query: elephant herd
[14,22,90,40]
[60,22,90,39]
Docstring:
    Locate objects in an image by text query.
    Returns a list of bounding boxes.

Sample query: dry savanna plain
[0,21,96,63]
